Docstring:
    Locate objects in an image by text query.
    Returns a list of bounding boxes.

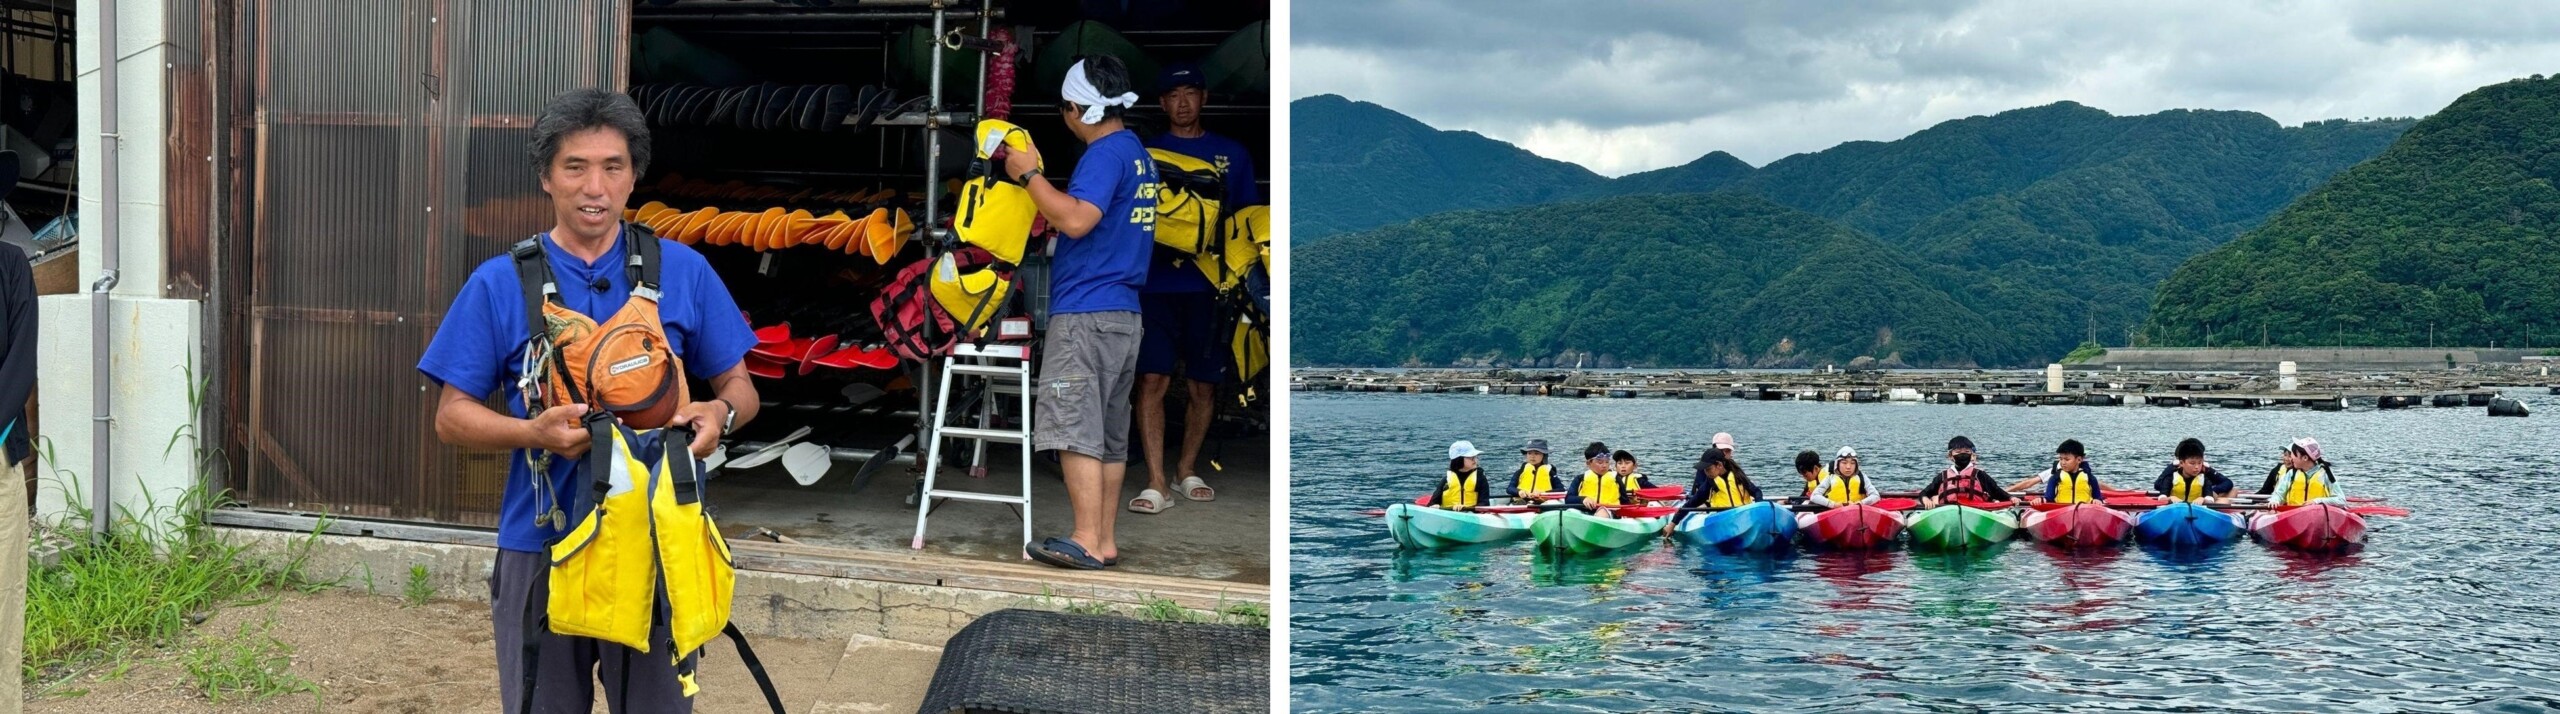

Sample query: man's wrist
[713,398,738,433]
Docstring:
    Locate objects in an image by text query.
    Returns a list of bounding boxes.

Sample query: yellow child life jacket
[1800,468,1825,499]
[2280,467,2334,506]
[529,422,782,712]
[1512,463,1556,498]
[2168,471,2211,502]
[1438,470,1481,510]
[2050,469,2098,504]
[1707,472,1756,509]
[1577,470,1638,506]
[1826,471,1867,503]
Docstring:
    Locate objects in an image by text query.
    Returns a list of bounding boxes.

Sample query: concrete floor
[708,424,1270,585]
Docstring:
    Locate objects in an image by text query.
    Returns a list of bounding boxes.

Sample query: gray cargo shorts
[1033,310,1144,463]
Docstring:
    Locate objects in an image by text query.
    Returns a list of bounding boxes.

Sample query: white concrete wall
[41,0,197,536]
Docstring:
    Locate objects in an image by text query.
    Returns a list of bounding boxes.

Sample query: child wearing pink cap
[2256,437,2344,506]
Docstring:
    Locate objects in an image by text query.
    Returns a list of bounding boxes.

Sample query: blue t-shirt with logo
[1141,131,1260,294]
[416,227,755,552]
[1053,129,1158,315]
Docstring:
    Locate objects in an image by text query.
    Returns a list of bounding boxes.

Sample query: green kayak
[1905,504,2019,549]
[1529,508,1667,553]
[1384,503,1532,549]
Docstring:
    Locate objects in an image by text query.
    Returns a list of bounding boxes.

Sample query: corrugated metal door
[230,0,625,524]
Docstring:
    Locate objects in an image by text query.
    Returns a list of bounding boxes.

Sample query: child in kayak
[2261,437,2345,506]
[1799,446,1880,528]
[1709,432,1753,486]
[1611,450,1660,493]
[1566,443,1645,510]
[1790,450,1826,499]
[1506,438,1558,504]
[1920,435,2012,508]
[2025,439,2108,504]
[2152,438,2235,503]
[1675,448,1760,512]
[1422,440,1491,510]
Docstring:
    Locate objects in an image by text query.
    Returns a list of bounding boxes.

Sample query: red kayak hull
[2022,503,2134,547]
[2250,503,2368,551]
[1807,504,1903,549]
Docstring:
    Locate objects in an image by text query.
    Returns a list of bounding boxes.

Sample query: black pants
[491,548,696,713]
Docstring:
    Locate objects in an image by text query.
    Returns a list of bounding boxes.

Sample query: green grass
[403,565,432,607]
[180,620,319,705]
[23,486,327,695]
[2060,341,2108,364]
[1024,588,1269,627]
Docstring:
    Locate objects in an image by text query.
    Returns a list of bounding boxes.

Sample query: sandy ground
[29,589,940,713]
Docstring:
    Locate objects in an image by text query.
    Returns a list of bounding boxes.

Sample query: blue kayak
[1671,501,1798,551]
[2134,501,2244,547]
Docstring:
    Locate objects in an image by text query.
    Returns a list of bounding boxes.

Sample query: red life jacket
[869,246,1007,362]
[1938,464,1988,499]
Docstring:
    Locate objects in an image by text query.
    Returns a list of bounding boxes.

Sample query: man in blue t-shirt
[1130,62,1261,513]
[1004,55,1157,570]
[416,88,759,712]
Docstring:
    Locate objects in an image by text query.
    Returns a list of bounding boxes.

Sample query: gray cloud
[1295,0,2560,175]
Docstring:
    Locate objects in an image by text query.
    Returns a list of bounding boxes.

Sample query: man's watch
[1014,168,1042,185]
[715,398,738,434]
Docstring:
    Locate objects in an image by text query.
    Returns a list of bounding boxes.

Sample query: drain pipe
[89,0,122,539]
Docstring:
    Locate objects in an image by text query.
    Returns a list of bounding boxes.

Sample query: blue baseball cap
[1158,62,1205,93]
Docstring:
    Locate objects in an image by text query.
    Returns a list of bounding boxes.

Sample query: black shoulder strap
[625,222,663,294]
[510,236,553,346]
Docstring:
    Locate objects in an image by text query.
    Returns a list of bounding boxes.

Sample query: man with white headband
[1006,55,1160,570]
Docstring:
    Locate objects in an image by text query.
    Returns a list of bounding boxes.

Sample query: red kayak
[2249,503,2368,551]
[1806,504,1904,549]
[2021,502,2135,547]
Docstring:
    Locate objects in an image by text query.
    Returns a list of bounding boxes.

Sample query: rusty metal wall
[228,0,625,524]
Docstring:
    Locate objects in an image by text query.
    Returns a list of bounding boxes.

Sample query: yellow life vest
[2281,467,2333,506]
[1825,471,1867,503]
[2050,469,2097,504]
[954,120,1039,265]
[1439,470,1481,510]
[1800,467,1825,499]
[1707,472,1756,509]
[1577,470,1631,506]
[534,421,778,710]
[1512,463,1556,497]
[2168,471,2210,502]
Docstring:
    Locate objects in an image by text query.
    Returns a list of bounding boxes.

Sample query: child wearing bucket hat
[1507,439,1558,504]
[2259,437,2344,506]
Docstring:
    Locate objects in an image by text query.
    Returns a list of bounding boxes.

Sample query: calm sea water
[1289,390,2560,712]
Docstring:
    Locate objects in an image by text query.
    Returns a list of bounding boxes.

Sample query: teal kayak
[1384,503,1532,549]
[1530,508,1667,553]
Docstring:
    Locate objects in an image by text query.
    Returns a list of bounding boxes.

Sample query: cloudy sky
[1294,0,2560,176]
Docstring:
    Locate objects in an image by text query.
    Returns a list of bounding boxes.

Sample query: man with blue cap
[1130,61,1263,514]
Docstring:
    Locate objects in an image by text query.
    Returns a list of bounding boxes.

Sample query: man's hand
[674,400,729,459]
[1002,144,1043,184]
[528,404,593,458]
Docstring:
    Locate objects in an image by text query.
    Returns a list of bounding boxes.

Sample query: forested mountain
[1291,95,1607,241]
[1291,94,2419,366]
[2143,75,2560,348]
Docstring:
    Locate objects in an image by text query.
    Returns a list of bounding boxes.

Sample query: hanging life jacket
[1512,463,1556,499]
[510,229,783,713]
[1706,472,1756,509]
[1196,203,1266,293]
[1825,471,1867,504]
[2049,469,2098,504]
[2168,470,2211,502]
[1438,470,1481,510]
[2280,467,2334,506]
[1149,149,1227,261]
[953,119,1039,266]
[1220,293,1268,404]
[870,246,1011,363]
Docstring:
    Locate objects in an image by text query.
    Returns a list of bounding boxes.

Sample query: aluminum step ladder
[911,341,1033,555]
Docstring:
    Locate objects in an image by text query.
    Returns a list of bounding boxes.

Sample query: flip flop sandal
[1027,537,1104,570]
[1127,488,1171,514]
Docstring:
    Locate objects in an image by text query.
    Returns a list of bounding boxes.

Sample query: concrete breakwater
[1292,365,2560,412]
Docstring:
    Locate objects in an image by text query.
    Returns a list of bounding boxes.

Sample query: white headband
[1060,59,1137,125]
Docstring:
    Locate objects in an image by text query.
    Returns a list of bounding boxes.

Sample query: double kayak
[1384,503,1532,549]
[1671,501,1798,551]
[1905,503,2018,549]
[2248,503,2368,551]
[1802,504,1904,549]
[2021,503,2135,547]
[2134,501,2244,547]
[1531,508,1670,553]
